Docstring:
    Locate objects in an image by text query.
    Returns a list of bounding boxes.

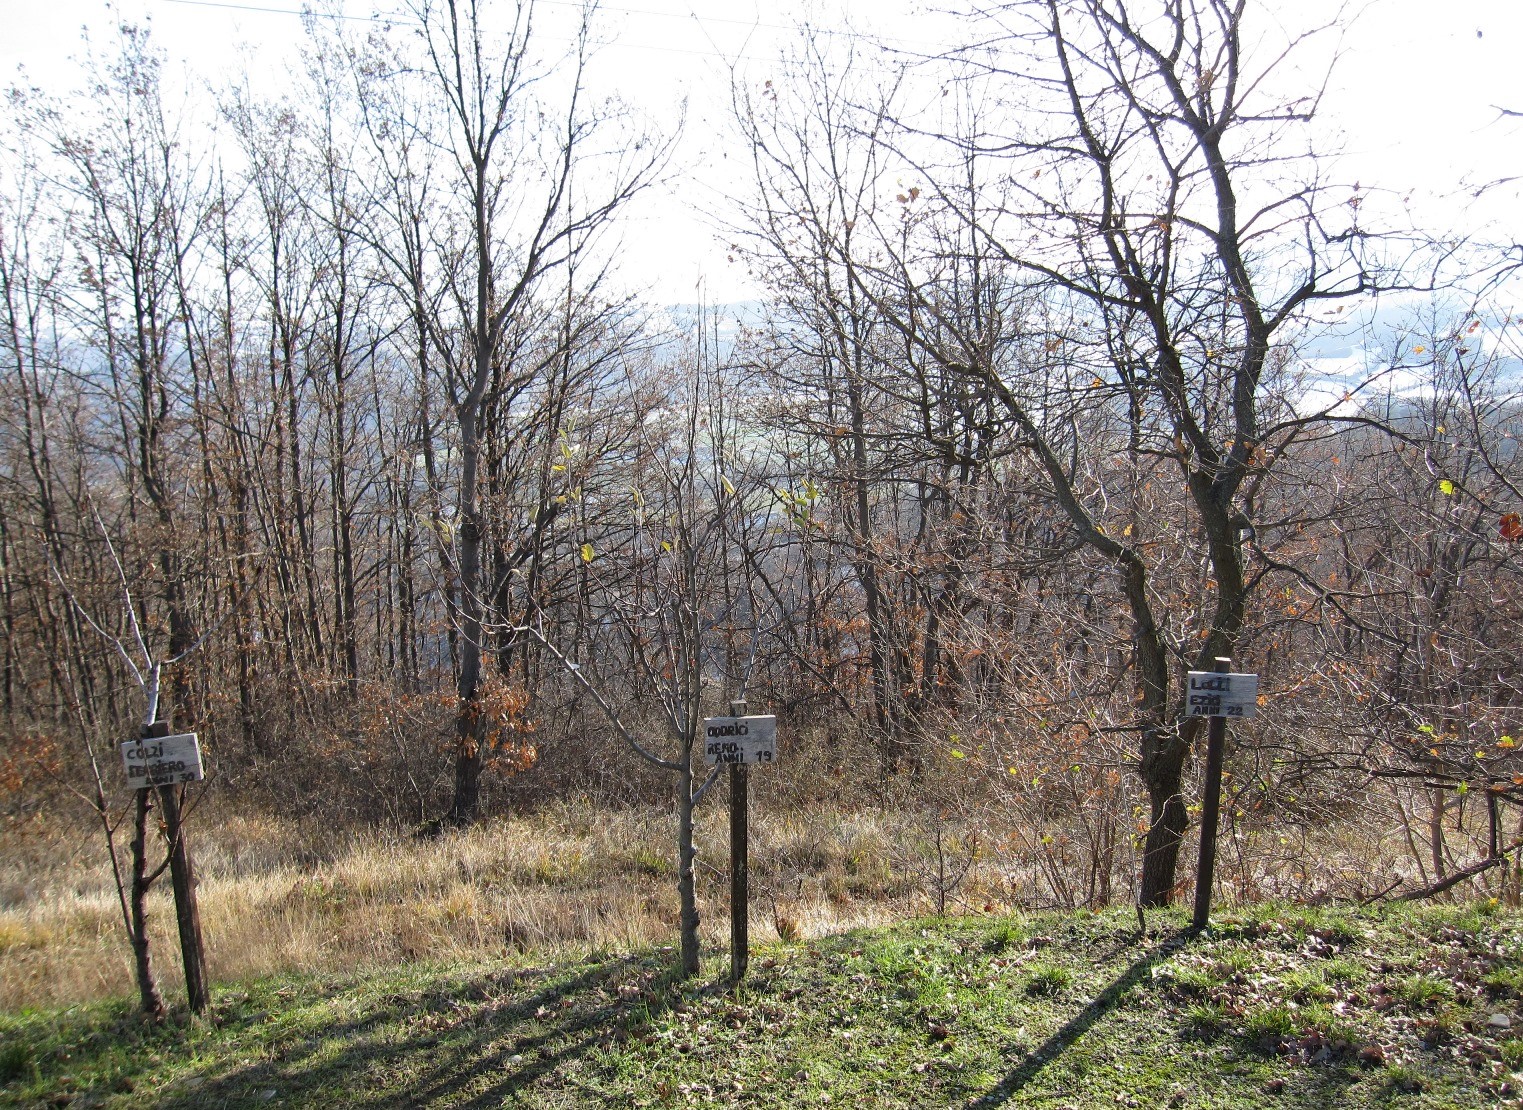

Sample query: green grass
[1323,958,1365,985]
[1243,1002,1299,1045]
[1503,1039,1523,1069]
[1181,1001,1227,1038]
[1486,966,1523,998]
[1382,1063,1427,1095]
[0,1043,32,1086]
[3,905,1523,1108]
[1023,962,1072,996]
[1163,965,1220,996]
[1393,974,1456,1008]
[1282,968,1335,1002]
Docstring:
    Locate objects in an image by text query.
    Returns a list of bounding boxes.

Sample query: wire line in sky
[161,0,379,20]
[156,0,928,52]
[156,0,780,59]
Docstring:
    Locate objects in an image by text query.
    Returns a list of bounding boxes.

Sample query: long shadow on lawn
[152,953,680,1109]
[969,925,1373,1109]
[968,926,1193,1108]
[395,957,696,1110]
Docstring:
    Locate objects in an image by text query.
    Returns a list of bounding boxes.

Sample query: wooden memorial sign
[701,715,778,766]
[1185,671,1259,719]
[1190,660,1260,931]
[707,706,778,988]
[121,732,204,790]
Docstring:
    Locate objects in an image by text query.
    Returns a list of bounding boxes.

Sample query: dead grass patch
[0,790,1489,1011]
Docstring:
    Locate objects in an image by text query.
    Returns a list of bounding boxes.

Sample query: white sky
[1,0,1519,304]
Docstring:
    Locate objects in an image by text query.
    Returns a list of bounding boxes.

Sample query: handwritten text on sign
[702,715,778,766]
[121,733,204,790]
[1185,672,1259,719]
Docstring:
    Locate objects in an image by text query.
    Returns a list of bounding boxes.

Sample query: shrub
[0,1040,32,1084]
[1183,1002,1227,1039]
[1244,1003,1298,1047]
[1025,964,1072,996]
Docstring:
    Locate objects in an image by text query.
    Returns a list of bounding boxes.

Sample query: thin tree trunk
[676,765,700,976]
[129,789,166,1020]
[1430,786,1447,884]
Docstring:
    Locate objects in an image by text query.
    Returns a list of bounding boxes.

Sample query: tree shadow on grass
[148,952,692,1109]
[967,926,1194,1108]
[968,924,1376,1109]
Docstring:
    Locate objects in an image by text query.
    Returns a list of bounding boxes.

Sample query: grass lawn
[4,903,1523,1108]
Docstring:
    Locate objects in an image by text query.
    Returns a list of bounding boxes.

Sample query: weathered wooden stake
[146,720,209,1013]
[1488,788,1501,861]
[729,699,749,987]
[1191,657,1231,932]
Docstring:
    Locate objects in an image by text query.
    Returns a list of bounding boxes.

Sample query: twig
[514,620,681,772]
[1382,840,1523,903]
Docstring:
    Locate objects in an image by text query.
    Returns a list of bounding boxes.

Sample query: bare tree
[885,0,1407,905]
[18,21,218,1011]
[56,513,223,1015]
[359,0,667,825]
[522,335,760,975]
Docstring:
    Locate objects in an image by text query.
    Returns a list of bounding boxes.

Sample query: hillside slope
[4,905,1523,1108]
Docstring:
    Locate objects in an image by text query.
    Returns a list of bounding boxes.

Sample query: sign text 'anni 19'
[702,715,778,766]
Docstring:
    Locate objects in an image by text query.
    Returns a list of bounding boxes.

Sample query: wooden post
[729,699,749,987]
[1489,788,1501,861]
[146,721,209,1013]
[1191,657,1231,932]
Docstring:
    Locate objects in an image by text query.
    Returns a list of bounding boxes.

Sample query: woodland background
[2,0,1522,984]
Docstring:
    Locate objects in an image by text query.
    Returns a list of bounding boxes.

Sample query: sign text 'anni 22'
[1185,672,1260,719]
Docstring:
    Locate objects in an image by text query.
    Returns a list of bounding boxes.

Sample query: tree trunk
[129,789,165,1020]
[676,765,700,977]
[1138,725,1191,908]
[1430,786,1447,884]
[1118,544,1183,909]
[451,730,484,827]
[448,444,487,826]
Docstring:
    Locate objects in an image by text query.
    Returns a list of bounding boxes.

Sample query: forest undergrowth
[0,781,1496,1014]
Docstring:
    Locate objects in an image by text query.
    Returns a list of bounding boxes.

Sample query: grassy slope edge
[4,904,1523,1108]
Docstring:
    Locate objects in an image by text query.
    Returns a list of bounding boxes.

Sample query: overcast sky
[1,0,1518,304]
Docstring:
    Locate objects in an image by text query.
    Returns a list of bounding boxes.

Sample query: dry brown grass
[0,802,999,1010]
[0,783,1498,1012]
